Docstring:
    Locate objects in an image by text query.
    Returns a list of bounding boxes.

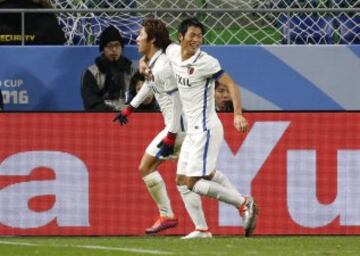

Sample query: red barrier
[0,112,359,235]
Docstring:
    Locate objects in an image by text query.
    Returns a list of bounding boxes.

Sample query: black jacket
[0,0,66,45]
[81,55,132,111]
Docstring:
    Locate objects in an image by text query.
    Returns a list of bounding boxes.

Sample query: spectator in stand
[128,71,159,111]
[0,0,66,45]
[81,25,133,111]
[215,80,233,112]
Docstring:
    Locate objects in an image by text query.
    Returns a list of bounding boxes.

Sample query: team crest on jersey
[187,65,195,75]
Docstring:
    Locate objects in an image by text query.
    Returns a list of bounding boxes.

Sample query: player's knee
[175,174,186,186]
[186,178,198,191]
[186,183,194,191]
[208,170,216,180]
[138,163,151,177]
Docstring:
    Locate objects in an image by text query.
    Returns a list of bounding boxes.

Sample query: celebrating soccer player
[157,17,259,237]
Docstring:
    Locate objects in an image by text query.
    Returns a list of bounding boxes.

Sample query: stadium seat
[337,14,360,44]
[279,14,334,44]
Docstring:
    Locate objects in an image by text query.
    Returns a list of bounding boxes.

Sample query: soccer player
[158,17,259,237]
[113,19,211,237]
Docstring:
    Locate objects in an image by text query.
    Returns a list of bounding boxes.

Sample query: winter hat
[99,25,124,52]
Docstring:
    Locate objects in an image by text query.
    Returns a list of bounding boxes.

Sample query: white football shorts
[177,122,224,177]
[145,127,185,160]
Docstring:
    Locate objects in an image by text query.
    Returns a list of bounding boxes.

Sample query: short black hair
[177,17,205,37]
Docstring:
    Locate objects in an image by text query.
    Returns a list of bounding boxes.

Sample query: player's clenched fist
[234,114,249,133]
[157,132,177,158]
[113,105,134,125]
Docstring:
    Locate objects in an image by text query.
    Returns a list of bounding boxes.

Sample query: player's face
[179,26,203,55]
[103,41,122,62]
[136,27,152,55]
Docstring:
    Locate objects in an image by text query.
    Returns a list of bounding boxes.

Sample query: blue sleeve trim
[213,69,225,80]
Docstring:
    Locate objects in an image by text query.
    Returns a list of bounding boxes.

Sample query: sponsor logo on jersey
[175,74,191,87]
[187,65,195,75]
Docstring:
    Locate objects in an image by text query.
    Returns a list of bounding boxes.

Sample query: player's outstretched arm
[113,104,134,125]
[217,73,249,133]
[113,80,153,125]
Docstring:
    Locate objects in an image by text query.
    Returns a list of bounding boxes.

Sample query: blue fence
[0,45,359,111]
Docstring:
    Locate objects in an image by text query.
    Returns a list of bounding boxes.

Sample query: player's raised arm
[217,73,249,133]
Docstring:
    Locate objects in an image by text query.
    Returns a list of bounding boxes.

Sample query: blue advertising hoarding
[0,45,359,111]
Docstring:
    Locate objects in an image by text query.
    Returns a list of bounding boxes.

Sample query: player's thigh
[139,152,163,177]
[173,131,186,158]
[186,125,224,177]
[146,128,184,159]
[177,134,192,176]
[145,128,168,157]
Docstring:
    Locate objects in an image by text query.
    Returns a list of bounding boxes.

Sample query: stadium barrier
[0,45,359,111]
[0,112,360,235]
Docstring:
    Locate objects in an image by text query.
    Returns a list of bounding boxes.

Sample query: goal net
[48,0,360,45]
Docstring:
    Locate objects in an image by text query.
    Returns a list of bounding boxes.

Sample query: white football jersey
[166,44,224,133]
[131,50,183,131]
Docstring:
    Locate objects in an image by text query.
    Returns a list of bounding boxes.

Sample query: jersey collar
[181,48,201,66]
[148,50,163,69]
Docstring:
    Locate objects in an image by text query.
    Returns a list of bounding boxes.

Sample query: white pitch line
[73,244,173,255]
[0,241,37,247]
[0,240,174,255]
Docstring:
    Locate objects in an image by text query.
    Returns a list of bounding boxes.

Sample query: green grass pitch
[0,236,359,256]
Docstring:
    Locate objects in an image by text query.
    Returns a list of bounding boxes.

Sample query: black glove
[113,105,134,125]
[157,132,177,158]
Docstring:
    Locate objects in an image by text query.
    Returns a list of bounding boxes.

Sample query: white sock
[143,171,174,218]
[193,179,245,208]
[212,170,240,193]
[177,185,208,231]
